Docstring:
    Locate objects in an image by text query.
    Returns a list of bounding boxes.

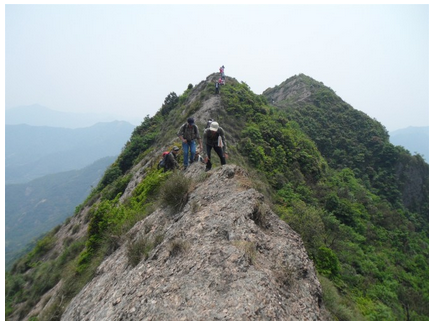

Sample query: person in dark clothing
[205,118,213,129]
[177,117,203,169]
[164,146,180,172]
[203,121,228,172]
[215,81,220,94]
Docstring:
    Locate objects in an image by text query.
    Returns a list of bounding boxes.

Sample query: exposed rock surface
[62,164,324,320]
[263,74,321,106]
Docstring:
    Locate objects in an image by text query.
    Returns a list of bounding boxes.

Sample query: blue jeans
[182,140,196,167]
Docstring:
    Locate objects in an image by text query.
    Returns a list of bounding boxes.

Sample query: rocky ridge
[61,164,324,320]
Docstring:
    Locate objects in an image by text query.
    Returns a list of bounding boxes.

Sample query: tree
[161,92,178,116]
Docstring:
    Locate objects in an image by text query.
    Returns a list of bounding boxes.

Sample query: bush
[168,239,189,257]
[250,202,270,229]
[319,275,364,320]
[233,240,257,265]
[159,171,191,211]
[316,246,340,277]
[127,233,164,267]
[127,237,153,267]
[99,163,122,188]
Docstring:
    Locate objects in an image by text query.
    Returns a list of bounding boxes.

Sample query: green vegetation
[159,171,192,211]
[5,156,116,269]
[219,77,429,320]
[6,74,429,321]
[127,233,164,267]
[5,83,198,319]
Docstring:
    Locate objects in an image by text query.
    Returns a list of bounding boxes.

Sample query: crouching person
[164,146,180,172]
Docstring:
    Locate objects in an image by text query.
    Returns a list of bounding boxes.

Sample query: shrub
[319,275,364,320]
[250,202,270,229]
[127,237,153,267]
[316,246,340,277]
[159,171,191,211]
[233,240,257,265]
[279,201,325,257]
[274,263,296,287]
[168,239,189,257]
[99,163,122,188]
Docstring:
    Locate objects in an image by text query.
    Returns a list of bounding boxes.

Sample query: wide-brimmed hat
[172,146,180,151]
[209,121,219,131]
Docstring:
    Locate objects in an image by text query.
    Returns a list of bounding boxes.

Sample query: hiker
[177,117,203,169]
[219,65,225,78]
[163,146,180,172]
[218,77,224,85]
[203,121,228,171]
[215,81,220,94]
[205,118,213,129]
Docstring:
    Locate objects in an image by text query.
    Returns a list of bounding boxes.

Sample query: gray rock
[61,164,324,320]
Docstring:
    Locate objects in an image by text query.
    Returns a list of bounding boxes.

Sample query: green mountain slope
[5,156,116,269]
[6,73,429,321]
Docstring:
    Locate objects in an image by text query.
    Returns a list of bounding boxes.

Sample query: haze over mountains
[389,126,429,162]
[6,121,135,184]
[5,104,140,128]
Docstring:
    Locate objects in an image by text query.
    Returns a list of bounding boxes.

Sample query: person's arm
[177,125,187,143]
[220,128,228,155]
[172,154,179,168]
[195,125,203,150]
[202,130,208,159]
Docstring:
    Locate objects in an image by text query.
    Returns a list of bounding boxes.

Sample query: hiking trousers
[182,140,197,167]
[206,145,226,170]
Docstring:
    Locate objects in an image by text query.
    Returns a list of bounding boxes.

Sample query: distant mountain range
[389,126,429,162]
[5,104,140,128]
[5,105,137,267]
[5,156,116,269]
[6,121,135,184]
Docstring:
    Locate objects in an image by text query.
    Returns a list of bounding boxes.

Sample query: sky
[4,3,429,132]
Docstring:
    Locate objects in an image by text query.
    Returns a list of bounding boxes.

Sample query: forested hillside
[6,73,429,321]
[5,156,116,269]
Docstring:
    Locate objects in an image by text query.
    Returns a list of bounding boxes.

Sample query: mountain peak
[263,73,329,106]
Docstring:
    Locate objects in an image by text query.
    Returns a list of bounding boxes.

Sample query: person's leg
[190,140,196,164]
[213,146,226,165]
[182,141,189,168]
[206,145,213,171]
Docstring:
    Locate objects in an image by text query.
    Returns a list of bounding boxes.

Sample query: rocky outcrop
[62,164,324,320]
[263,74,324,106]
[396,154,429,215]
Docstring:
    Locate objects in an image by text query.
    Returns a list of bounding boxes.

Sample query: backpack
[181,123,198,139]
[157,151,170,169]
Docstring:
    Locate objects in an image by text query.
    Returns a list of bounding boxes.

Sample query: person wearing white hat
[202,121,228,171]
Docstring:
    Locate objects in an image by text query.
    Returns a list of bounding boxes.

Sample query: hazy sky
[5,4,429,132]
